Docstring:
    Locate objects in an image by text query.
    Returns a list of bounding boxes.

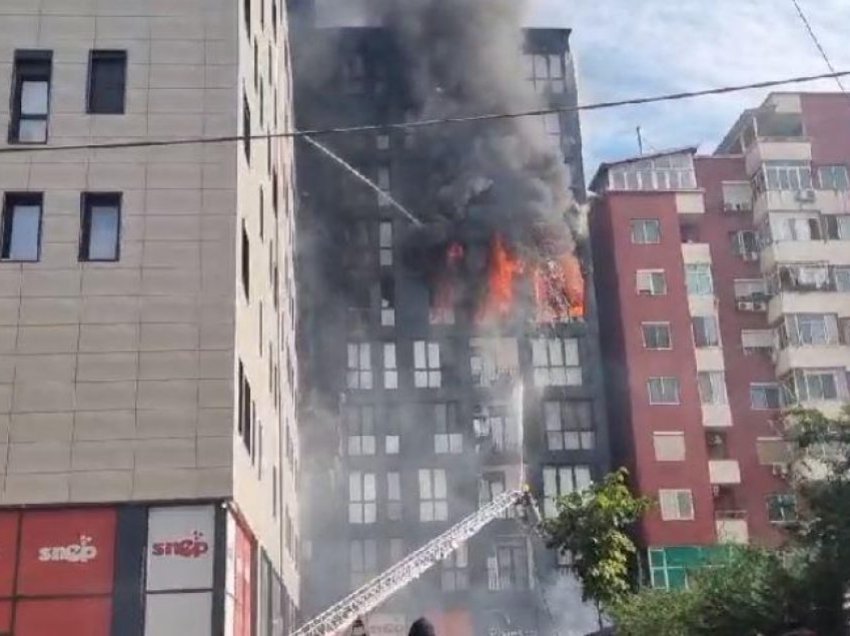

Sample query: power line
[790,0,846,92]
[0,69,848,156]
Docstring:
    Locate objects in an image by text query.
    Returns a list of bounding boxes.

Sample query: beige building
[0,0,299,632]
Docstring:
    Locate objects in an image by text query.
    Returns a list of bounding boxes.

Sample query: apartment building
[590,92,850,589]
[290,3,610,634]
[0,1,299,633]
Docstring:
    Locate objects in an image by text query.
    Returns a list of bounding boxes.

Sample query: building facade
[0,1,300,633]
[590,92,850,589]
[290,4,610,635]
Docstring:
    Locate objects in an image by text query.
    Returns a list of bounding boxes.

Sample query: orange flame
[533,252,585,322]
[429,242,465,325]
[476,234,523,324]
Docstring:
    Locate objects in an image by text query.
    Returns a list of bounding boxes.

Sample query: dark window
[767,493,797,523]
[1,193,43,261]
[272,170,279,216]
[244,0,251,33]
[272,0,278,38]
[238,359,253,455]
[259,187,264,241]
[241,221,250,300]
[9,51,52,144]
[254,40,259,89]
[243,91,251,163]
[80,193,121,261]
[87,50,127,114]
[380,276,395,327]
[260,0,265,27]
[642,322,672,349]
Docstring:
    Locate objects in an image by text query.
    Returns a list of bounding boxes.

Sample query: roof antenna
[636,126,644,155]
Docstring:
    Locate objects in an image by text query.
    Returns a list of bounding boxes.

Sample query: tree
[541,468,651,610]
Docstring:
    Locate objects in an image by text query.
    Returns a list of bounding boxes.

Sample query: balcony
[702,404,732,428]
[745,138,811,176]
[681,242,711,264]
[775,345,850,377]
[753,188,849,223]
[709,459,742,485]
[768,290,850,324]
[715,517,749,544]
[761,241,850,273]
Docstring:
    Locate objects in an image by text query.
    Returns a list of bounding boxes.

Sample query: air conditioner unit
[795,189,816,203]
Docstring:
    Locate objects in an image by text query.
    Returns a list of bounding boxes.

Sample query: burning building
[290,1,610,633]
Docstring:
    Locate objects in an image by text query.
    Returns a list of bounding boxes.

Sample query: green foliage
[609,587,694,636]
[541,468,651,609]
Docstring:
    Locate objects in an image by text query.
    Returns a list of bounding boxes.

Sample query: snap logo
[38,535,98,563]
[152,531,210,559]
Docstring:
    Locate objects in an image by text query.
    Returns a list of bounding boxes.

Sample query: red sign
[233,516,254,636]
[0,513,19,598]
[14,597,111,636]
[17,509,116,596]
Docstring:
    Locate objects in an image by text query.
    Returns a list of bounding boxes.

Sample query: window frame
[531,337,582,387]
[636,269,667,296]
[344,404,376,457]
[87,50,127,115]
[543,400,595,451]
[647,376,681,405]
[434,402,462,454]
[413,340,441,388]
[750,383,781,410]
[346,342,373,390]
[542,465,592,517]
[659,489,695,521]
[348,470,377,525]
[641,321,672,350]
[418,468,448,522]
[691,315,721,348]
[630,219,662,244]
[9,51,52,145]
[653,432,686,462]
[1,192,43,262]
[79,192,121,262]
[685,263,714,296]
[766,493,797,524]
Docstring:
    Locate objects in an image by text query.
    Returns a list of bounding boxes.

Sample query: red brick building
[589,92,850,588]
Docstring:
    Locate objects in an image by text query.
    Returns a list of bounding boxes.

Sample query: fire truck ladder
[291,489,537,636]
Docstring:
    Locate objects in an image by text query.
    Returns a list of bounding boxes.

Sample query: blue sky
[525,0,850,181]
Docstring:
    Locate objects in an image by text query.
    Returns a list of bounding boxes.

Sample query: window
[473,404,515,454]
[380,276,395,326]
[647,377,680,405]
[691,316,720,347]
[376,166,391,207]
[834,266,850,292]
[543,401,594,450]
[259,187,264,240]
[757,161,813,192]
[817,165,849,191]
[1,193,42,261]
[641,322,672,349]
[243,0,251,33]
[242,91,251,162]
[824,215,850,240]
[608,154,697,191]
[487,540,529,591]
[685,264,713,296]
[389,538,404,564]
[478,472,510,517]
[653,432,686,462]
[379,221,393,266]
[79,193,120,261]
[531,338,581,387]
[413,340,441,388]
[346,343,372,389]
[271,0,278,37]
[9,51,51,143]
[524,53,565,93]
[385,405,400,455]
[540,113,562,151]
[434,402,462,454]
[253,40,259,89]
[350,539,377,588]
[742,329,774,355]
[542,465,592,517]
[766,494,797,524]
[87,50,126,114]
[787,369,846,402]
[418,469,448,521]
[344,405,375,456]
[769,212,822,241]
[780,314,839,347]
[730,230,758,258]
[698,371,728,405]
[750,383,781,410]
[348,471,376,524]
[237,360,253,455]
[636,269,667,295]
[631,219,661,244]
[658,489,694,521]
[441,544,468,591]
[382,343,398,389]
[376,134,390,150]
[386,472,402,521]
[773,263,830,292]
[469,337,519,387]
[734,278,768,300]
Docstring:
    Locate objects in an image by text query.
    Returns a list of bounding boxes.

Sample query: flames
[431,233,585,325]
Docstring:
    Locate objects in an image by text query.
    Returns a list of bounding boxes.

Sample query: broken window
[386,471,402,521]
[413,340,441,388]
[469,337,519,387]
[487,540,529,591]
[478,472,511,519]
[525,53,565,94]
[531,337,581,387]
[344,405,375,456]
[441,543,468,591]
[543,401,594,451]
[434,402,462,454]
[346,343,372,390]
[380,276,395,326]
[473,404,515,454]
[349,539,377,588]
[542,465,592,517]
[382,343,398,389]
[348,471,376,524]
[418,468,448,522]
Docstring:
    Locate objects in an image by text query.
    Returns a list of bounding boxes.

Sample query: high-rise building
[589,92,850,589]
[0,1,300,633]
[289,2,610,634]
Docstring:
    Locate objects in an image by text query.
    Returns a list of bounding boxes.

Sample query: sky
[525,0,850,182]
